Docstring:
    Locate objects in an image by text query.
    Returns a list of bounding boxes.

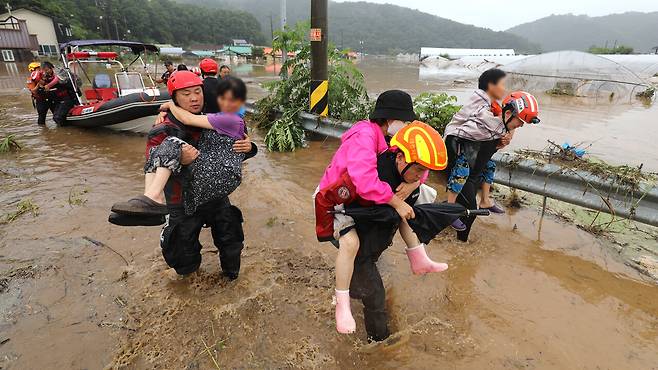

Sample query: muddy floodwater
[1,60,658,369]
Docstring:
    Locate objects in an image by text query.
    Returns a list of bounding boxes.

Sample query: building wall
[0,18,32,49]
[0,9,58,54]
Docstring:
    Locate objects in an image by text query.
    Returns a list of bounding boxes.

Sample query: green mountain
[7,0,266,47]
[177,0,540,54]
[507,12,658,53]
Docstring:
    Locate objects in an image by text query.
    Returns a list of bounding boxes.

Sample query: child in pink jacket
[317,90,448,335]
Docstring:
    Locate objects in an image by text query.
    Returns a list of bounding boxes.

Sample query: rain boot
[406,244,449,275]
[335,289,356,334]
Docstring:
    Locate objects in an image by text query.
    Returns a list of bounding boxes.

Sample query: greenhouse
[502,51,655,102]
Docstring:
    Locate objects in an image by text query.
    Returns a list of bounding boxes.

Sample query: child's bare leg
[336,229,359,290]
[480,182,493,208]
[398,218,421,248]
[447,190,458,204]
[335,228,359,334]
[144,167,171,204]
[144,173,165,203]
[401,219,448,274]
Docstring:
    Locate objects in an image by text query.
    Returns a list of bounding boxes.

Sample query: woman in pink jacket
[317,90,448,334]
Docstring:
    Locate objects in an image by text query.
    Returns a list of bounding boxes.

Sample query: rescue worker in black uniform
[199,58,220,113]
[147,71,256,278]
[26,62,55,125]
[40,61,76,126]
[156,61,176,85]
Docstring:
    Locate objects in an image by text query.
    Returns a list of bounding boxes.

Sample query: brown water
[1,61,658,369]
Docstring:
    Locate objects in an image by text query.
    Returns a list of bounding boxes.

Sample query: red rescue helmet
[199,58,218,74]
[502,91,540,125]
[30,70,43,82]
[167,70,203,97]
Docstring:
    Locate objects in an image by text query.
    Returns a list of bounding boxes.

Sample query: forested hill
[507,12,658,53]
[177,0,540,54]
[7,0,266,47]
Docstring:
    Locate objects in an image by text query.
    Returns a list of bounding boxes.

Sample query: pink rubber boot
[406,244,449,275]
[335,289,356,334]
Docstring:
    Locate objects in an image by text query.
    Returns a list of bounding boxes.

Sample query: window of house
[38,45,58,56]
[2,50,15,62]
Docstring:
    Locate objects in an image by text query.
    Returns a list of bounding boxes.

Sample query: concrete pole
[280,0,287,67]
[310,0,328,116]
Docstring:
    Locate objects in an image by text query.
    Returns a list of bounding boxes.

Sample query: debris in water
[200,337,221,369]
[0,265,43,293]
[82,236,129,266]
[266,216,278,227]
[505,188,524,209]
[1,198,39,224]
[515,141,656,189]
[0,134,21,153]
[68,185,89,207]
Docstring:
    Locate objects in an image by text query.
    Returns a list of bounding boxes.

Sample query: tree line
[8,0,266,47]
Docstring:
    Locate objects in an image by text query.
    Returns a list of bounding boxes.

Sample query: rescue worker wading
[444,69,541,242]
[148,71,256,278]
[317,122,451,341]
[26,62,54,125]
[39,61,76,126]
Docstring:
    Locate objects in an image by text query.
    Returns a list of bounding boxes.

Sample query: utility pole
[113,19,120,40]
[280,0,287,67]
[269,13,274,43]
[310,0,328,117]
[340,30,344,50]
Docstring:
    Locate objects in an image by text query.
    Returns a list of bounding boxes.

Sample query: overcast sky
[332,0,658,30]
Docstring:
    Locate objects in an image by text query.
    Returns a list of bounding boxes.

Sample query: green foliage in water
[1,198,39,224]
[588,45,634,55]
[264,107,305,152]
[254,22,370,152]
[0,135,21,153]
[413,93,461,134]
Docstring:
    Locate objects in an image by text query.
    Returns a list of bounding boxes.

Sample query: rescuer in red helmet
[199,58,221,113]
[110,70,257,280]
[443,68,540,242]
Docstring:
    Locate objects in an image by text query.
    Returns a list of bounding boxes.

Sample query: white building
[159,47,184,57]
[421,47,516,59]
[0,8,72,56]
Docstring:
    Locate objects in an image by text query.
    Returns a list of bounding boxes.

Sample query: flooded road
[1,61,658,369]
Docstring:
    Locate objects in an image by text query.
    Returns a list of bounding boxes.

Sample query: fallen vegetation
[68,185,90,207]
[0,198,39,224]
[0,135,21,153]
[515,141,656,190]
[0,265,43,293]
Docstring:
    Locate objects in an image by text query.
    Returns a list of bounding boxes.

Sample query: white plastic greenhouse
[502,51,654,101]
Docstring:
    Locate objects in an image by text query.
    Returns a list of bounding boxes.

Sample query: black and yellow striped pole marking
[310,79,328,116]
[310,0,328,117]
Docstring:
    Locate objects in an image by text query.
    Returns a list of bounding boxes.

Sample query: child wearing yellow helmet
[315,121,450,335]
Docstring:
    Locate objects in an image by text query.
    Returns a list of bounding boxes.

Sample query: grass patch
[265,216,278,227]
[1,198,39,224]
[0,135,21,153]
[68,186,89,207]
